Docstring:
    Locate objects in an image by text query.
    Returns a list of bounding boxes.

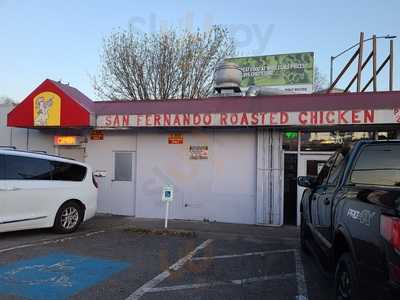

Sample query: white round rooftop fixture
[214,62,242,94]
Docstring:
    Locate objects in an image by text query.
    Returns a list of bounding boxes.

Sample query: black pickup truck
[298,140,400,300]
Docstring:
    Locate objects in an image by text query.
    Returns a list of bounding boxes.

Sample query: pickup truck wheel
[300,213,310,255]
[335,253,361,300]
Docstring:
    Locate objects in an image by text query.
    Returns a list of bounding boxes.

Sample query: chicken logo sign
[33,92,61,126]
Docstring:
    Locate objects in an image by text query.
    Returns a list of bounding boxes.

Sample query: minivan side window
[51,161,87,181]
[350,144,400,187]
[5,155,53,180]
[4,155,87,181]
[0,154,5,180]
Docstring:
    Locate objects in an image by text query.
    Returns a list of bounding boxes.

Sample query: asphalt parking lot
[0,215,333,300]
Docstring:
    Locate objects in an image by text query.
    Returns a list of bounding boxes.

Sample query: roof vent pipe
[213,62,242,95]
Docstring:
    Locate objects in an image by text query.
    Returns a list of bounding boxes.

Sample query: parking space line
[146,273,297,293]
[294,250,309,300]
[0,230,105,254]
[191,248,296,261]
[125,239,213,300]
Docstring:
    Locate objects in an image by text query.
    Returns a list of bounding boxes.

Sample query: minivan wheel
[54,202,83,234]
[335,253,361,300]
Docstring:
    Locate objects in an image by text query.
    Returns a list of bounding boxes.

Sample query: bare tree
[0,96,15,105]
[93,25,235,100]
[313,67,328,92]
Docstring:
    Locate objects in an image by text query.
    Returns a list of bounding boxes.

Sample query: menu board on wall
[189,145,208,159]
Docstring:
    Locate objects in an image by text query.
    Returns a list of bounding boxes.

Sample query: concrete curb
[123,227,197,238]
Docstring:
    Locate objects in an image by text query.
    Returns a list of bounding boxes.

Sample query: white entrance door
[97,151,136,216]
[296,152,333,226]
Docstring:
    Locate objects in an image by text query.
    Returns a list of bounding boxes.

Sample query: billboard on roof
[226,52,314,94]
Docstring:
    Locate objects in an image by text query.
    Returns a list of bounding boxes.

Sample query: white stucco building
[4,79,400,225]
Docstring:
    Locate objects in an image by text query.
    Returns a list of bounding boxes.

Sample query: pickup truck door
[298,153,332,226]
[314,152,347,248]
[314,184,337,247]
[309,154,337,249]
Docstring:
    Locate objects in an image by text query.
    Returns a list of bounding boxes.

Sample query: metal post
[330,56,334,87]
[357,32,364,92]
[164,201,170,229]
[390,39,394,91]
[9,127,13,147]
[26,128,29,151]
[372,35,377,91]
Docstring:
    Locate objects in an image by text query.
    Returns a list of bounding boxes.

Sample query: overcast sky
[0,0,399,101]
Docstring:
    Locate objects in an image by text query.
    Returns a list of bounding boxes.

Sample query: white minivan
[0,148,98,234]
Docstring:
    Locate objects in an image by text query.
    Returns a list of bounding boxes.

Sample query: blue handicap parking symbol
[0,252,129,300]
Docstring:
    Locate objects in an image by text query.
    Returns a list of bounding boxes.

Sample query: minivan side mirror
[297,176,317,188]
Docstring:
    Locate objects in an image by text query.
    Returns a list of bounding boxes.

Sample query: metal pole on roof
[356,32,364,92]
[389,39,394,91]
[372,35,377,91]
[329,33,397,89]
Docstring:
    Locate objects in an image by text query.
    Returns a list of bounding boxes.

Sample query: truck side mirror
[297,176,316,188]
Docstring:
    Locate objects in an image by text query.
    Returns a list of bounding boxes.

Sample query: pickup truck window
[327,152,346,185]
[316,154,336,185]
[350,144,400,187]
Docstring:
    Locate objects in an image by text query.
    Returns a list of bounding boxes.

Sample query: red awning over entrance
[7,79,94,128]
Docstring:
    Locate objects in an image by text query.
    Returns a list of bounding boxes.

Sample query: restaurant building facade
[5,79,400,226]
